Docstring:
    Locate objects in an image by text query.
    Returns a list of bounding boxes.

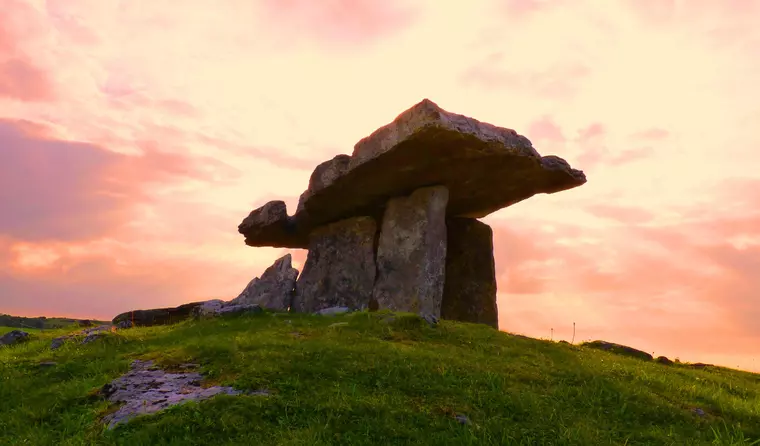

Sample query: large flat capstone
[372,186,449,317]
[239,98,586,248]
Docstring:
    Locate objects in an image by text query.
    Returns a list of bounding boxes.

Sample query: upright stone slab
[373,186,449,317]
[291,216,377,313]
[229,253,299,311]
[441,218,499,329]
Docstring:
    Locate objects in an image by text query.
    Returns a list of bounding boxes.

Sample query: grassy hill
[0,313,109,331]
[1,310,759,445]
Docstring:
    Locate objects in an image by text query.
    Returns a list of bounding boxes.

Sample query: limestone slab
[372,186,449,317]
[229,253,299,311]
[440,218,499,329]
[290,216,377,313]
[239,98,586,248]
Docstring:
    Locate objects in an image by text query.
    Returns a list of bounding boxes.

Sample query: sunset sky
[2,0,759,372]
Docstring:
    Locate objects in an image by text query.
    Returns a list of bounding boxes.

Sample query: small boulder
[194,299,226,317]
[582,340,654,361]
[0,330,30,346]
[314,306,352,316]
[215,304,263,316]
[115,320,134,329]
[51,336,70,350]
[655,356,673,365]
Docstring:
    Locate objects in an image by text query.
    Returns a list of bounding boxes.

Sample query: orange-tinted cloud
[0,119,234,242]
[459,53,590,99]
[253,0,420,49]
[0,1,56,101]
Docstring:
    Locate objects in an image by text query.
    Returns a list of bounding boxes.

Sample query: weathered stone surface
[238,200,302,248]
[373,186,449,318]
[440,218,499,329]
[229,254,299,310]
[296,155,351,215]
[112,302,206,327]
[239,98,586,248]
[313,306,351,316]
[0,329,29,346]
[100,359,268,429]
[51,324,116,350]
[291,217,377,313]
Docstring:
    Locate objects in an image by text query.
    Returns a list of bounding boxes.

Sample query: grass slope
[1,311,759,446]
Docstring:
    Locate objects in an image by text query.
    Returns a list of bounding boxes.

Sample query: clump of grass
[1,311,759,445]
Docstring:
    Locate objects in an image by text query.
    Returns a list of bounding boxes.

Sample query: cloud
[583,204,655,224]
[253,0,420,49]
[0,1,56,102]
[527,116,565,143]
[0,119,234,242]
[459,53,590,98]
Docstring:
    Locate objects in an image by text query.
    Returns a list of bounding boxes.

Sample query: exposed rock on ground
[291,217,378,313]
[112,302,207,327]
[0,330,30,346]
[582,341,654,361]
[51,324,116,350]
[100,359,268,429]
[229,254,298,311]
[373,186,449,317]
[441,218,499,329]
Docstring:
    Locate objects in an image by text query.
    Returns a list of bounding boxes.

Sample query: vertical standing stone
[291,216,377,313]
[441,218,499,329]
[229,254,299,311]
[373,186,449,317]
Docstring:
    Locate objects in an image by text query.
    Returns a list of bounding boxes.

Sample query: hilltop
[1,310,759,445]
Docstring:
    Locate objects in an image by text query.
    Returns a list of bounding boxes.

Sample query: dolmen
[237,99,586,329]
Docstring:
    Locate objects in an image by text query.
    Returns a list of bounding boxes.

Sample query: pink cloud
[460,54,589,98]
[583,204,655,224]
[630,127,669,141]
[0,119,234,242]
[527,116,565,143]
[0,2,56,102]
[254,0,420,49]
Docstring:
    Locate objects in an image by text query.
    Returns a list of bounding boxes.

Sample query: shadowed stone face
[441,218,498,329]
[373,186,449,317]
[291,216,377,313]
[229,253,299,311]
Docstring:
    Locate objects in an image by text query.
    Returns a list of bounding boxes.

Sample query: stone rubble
[0,329,30,347]
[100,359,268,429]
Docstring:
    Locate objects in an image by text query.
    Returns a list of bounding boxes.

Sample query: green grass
[1,311,759,445]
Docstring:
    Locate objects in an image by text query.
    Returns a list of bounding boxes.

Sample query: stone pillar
[441,218,499,329]
[372,186,449,317]
[291,216,377,313]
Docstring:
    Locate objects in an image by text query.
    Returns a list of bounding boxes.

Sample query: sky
[1,0,759,372]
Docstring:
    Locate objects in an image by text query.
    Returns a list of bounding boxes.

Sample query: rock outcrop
[440,218,499,329]
[234,98,586,328]
[100,360,268,429]
[229,253,299,311]
[373,186,449,317]
[291,216,378,313]
[112,302,206,327]
[0,330,30,347]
